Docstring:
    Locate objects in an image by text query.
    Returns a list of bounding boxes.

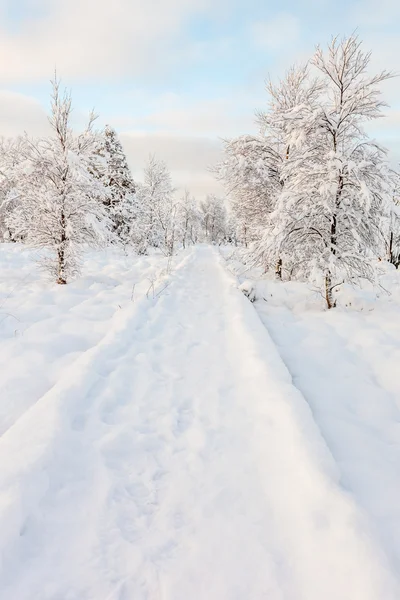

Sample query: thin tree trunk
[57,210,67,284]
[57,247,67,284]
[330,212,337,255]
[182,216,189,249]
[7,228,16,242]
[389,230,394,264]
[325,173,342,305]
[325,271,335,309]
[275,258,283,280]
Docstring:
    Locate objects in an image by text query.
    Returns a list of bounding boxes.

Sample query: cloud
[111,93,257,138]
[0,0,213,82]
[120,132,225,197]
[0,91,49,136]
[113,91,258,198]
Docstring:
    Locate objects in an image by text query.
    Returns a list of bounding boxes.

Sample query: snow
[1,243,400,598]
[0,244,178,437]
[227,247,400,583]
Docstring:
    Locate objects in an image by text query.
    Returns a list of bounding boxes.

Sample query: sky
[0,0,399,198]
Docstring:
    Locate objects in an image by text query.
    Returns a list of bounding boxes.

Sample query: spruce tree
[95,124,137,243]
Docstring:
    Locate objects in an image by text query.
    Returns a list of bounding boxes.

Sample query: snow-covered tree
[217,65,321,276]
[133,155,176,255]
[90,124,136,244]
[0,137,25,242]
[177,189,201,248]
[255,66,323,277]
[216,135,278,245]
[200,195,228,243]
[387,169,400,268]
[216,35,394,307]
[269,36,392,307]
[4,78,110,283]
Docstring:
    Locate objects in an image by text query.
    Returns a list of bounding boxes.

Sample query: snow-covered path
[0,246,399,599]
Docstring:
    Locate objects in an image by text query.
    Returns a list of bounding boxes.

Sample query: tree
[0,137,25,242]
[91,124,136,243]
[217,65,321,276]
[387,169,400,268]
[263,36,392,307]
[200,195,227,243]
[216,135,278,246]
[177,189,201,249]
[257,65,322,277]
[4,77,110,283]
[133,155,176,255]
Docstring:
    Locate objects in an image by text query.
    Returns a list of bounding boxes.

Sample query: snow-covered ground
[0,244,178,437]
[1,243,400,599]
[226,247,400,581]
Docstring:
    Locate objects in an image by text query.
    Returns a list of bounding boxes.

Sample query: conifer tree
[93,124,136,243]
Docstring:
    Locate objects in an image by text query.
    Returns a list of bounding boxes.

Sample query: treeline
[0,78,230,283]
[216,35,400,308]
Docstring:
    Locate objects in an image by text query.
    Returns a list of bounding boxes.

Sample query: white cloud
[111,94,257,138]
[0,91,49,136]
[120,131,225,198]
[112,91,258,198]
[0,0,212,81]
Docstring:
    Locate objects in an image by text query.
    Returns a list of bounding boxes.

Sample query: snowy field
[0,244,180,438]
[226,247,400,577]
[1,243,400,599]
